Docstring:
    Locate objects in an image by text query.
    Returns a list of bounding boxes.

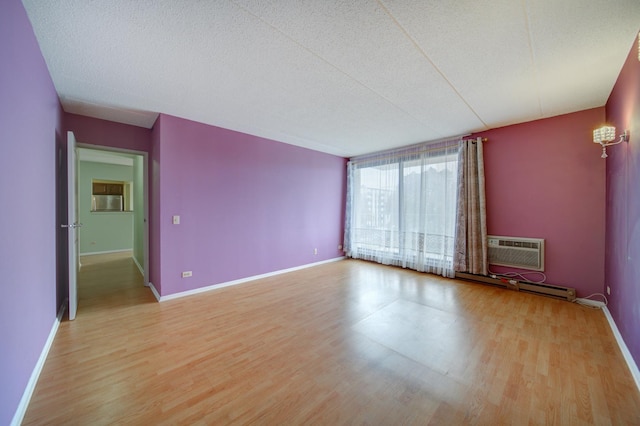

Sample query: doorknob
[61,223,83,229]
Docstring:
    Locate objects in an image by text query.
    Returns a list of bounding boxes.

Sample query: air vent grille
[488,235,544,271]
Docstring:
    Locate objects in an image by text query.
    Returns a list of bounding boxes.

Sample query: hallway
[75,251,154,317]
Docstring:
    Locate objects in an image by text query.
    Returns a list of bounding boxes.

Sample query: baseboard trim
[11,300,67,426]
[132,256,144,277]
[603,306,640,393]
[159,257,346,302]
[148,281,161,302]
[80,248,133,257]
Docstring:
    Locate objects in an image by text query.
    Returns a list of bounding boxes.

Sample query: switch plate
[606,286,611,295]
[182,271,192,278]
[172,215,180,225]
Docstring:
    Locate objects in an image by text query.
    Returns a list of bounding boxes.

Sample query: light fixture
[593,126,629,158]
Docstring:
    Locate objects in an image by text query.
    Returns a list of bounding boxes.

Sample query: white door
[63,131,80,320]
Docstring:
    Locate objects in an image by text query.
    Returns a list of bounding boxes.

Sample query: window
[345,141,460,277]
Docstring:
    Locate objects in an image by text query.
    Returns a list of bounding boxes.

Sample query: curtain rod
[350,135,488,162]
[351,134,466,161]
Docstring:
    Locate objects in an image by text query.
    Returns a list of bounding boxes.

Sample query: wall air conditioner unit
[487,235,544,271]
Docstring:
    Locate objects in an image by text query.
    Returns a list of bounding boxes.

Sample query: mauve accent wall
[472,108,607,297]
[65,112,152,152]
[604,36,640,368]
[152,114,347,297]
[0,0,63,423]
[65,112,154,286]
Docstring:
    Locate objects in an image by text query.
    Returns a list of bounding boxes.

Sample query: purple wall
[472,108,607,297]
[0,0,63,423]
[604,35,640,367]
[65,113,152,152]
[3,1,631,418]
[152,114,347,297]
[62,112,347,299]
[150,116,162,293]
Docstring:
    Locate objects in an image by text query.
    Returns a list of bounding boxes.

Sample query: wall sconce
[593,126,629,158]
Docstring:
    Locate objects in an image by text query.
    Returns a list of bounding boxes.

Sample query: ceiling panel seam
[377,0,489,129]
[23,0,638,158]
[227,0,441,134]
[522,0,544,117]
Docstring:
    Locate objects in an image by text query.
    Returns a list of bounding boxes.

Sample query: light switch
[172,215,180,225]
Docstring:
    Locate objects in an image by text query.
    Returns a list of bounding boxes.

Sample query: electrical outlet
[313,248,318,255]
[172,215,180,225]
[606,286,611,295]
[181,271,192,278]
[338,244,343,250]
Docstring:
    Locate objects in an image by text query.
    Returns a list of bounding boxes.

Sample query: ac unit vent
[487,235,545,271]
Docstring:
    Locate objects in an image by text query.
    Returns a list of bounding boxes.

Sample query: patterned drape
[454,137,488,275]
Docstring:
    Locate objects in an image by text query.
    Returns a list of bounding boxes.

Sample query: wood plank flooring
[23,254,640,425]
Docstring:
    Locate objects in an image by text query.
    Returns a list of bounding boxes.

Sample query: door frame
[76,143,150,287]
[67,132,79,320]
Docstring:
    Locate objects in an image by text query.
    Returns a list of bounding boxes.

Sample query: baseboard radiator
[454,272,576,302]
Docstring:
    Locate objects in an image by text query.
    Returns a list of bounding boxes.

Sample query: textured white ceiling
[22,0,640,157]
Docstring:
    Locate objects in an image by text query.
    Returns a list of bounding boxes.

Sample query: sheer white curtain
[344,139,460,277]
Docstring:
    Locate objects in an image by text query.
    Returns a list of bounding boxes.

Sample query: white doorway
[65,132,79,320]
[74,144,150,293]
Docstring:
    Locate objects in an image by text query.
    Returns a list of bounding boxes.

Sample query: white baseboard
[575,298,606,308]
[148,281,161,302]
[132,256,144,277]
[11,300,67,426]
[603,306,640,393]
[80,248,133,257]
[159,257,345,302]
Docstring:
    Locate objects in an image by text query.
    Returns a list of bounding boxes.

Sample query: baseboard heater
[454,272,576,302]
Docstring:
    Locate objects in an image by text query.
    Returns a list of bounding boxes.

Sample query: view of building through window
[347,146,459,274]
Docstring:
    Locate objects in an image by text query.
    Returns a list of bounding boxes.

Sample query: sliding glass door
[346,142,459,277]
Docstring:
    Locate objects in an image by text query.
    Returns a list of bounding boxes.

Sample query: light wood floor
[23,254,640,425]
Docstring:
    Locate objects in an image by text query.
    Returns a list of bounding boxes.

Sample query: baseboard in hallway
[80,248,133,257]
